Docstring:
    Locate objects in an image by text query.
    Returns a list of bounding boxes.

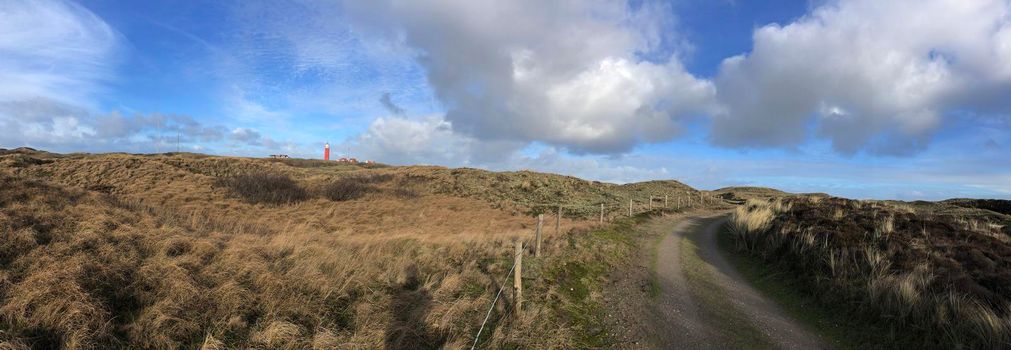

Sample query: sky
[1,0,1009,200]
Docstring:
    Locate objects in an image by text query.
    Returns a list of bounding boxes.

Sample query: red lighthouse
[324,143,330,161]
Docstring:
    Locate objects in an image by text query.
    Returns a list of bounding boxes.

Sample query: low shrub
[216,172,308,205]
[319,174,394,202]
[321,178,371,201]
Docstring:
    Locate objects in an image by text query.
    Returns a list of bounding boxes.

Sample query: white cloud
[0,0,120,108]
[0,98,231,153]
[711,0,1011,155]
[230,128,262,144]
[351,115,520,165]
[345,0,715,154]
[351,115,673,183]
[226,0,1011,159]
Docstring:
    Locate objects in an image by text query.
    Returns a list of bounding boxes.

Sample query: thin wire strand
[470,243,524,350]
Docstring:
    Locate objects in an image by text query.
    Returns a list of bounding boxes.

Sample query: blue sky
[1,0,1009,200]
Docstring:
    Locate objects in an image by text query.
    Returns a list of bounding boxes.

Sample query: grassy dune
[0,149,697,349]
[727,197,1011,348]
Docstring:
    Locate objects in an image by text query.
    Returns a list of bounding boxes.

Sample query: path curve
[647,214,827,349]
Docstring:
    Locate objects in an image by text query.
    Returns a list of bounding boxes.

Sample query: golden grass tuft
[878,214,895,235]
[729,199,784,252]
[252,321,303,348]
[199,334,224,350]
[310,329,342,350]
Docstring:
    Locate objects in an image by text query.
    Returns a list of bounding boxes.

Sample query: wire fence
[470,241,525,350]
[491,190,726,221]
[467,191,727,348]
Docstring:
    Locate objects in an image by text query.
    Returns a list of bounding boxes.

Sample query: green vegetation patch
[538,213,652,348]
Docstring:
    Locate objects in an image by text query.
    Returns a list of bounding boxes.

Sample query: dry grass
[727,196,1011,348]
[216,172,309,205]
[728,199,789,252]
[0,151,699,349]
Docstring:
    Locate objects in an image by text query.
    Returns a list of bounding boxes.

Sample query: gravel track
[605,213,828,349]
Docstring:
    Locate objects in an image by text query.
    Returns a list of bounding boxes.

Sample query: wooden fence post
[665,195,668,208]
[599,203,604,224]
[514,239,523,317]
[649,195,653,210]
[628,199,633,216]
[535,214,543,257]
[556,206,561,235]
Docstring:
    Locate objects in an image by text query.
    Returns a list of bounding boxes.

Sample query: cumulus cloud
[229,128,262,144]
[0,0,120,107]
[711,0,1011,155]
[228,127,290,149]
[351,115,521,165]
[346,0,715,154]
[237,0,1011,158]
[350,115,672,183]
[0,98,293,152]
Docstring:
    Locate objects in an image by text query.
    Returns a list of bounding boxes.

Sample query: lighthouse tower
[324,143,330,161]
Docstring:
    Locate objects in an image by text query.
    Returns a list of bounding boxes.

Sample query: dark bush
[322,178,372,201]
[216,172,308,205]
[319,175,406,201]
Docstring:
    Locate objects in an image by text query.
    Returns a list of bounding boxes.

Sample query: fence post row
[487,190,729,342]
[535,214,543,257]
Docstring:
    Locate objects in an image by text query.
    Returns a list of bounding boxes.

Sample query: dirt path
[605,214,827,349]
